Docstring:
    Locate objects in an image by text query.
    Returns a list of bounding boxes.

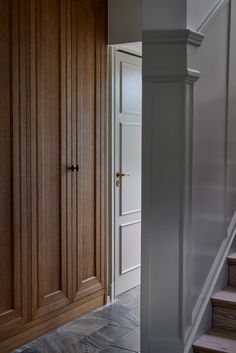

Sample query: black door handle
[68,164,80,172]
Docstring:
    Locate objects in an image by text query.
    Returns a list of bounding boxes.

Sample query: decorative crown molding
[143,69,200,83]
[142,29,204,47]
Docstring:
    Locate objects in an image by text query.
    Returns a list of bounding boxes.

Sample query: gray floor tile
[83,323,132,351]
[57,314,109,337]
[92,308,139,330]
[13,287,140,353]
[127,307,140,325]
[116,291,140,311]
[114,328,140,352]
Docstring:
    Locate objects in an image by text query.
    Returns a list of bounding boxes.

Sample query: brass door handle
[116,172,130,178]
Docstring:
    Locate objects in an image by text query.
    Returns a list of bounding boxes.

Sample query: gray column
[141,30,204,353]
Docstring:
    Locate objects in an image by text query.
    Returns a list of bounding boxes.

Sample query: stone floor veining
[13,286,140,353]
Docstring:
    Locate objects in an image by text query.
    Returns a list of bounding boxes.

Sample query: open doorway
[108,41,142,352]
[109,43,142,299]
[106,42,142,352]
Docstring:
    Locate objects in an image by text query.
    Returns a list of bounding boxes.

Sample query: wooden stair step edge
[211,287,236,309]
[228,253,236,265]
[193,330,236,353]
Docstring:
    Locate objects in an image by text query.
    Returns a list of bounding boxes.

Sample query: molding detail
[143,69,200,83]
[142,29,204,81]
[142,29,204,47]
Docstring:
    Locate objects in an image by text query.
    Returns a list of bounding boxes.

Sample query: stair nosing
[227,253,236,264]
[211,287,236,309]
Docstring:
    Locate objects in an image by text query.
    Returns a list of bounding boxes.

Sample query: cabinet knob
[68,165,80,172]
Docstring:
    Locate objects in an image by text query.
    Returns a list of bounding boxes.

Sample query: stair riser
[213,306,236,332]
[229,264,236,286]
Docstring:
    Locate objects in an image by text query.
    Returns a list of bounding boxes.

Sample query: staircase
[193,253,236,353]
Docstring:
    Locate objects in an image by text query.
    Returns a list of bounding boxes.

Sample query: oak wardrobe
[0,0,107,351]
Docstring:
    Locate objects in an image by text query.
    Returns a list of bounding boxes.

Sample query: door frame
[108,44,142,302]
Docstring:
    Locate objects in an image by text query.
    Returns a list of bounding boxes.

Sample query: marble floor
[13,286,140,353]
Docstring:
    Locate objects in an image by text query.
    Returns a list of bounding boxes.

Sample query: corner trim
[142,29,204,47]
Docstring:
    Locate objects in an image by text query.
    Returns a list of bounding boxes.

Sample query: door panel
[115,51,142,296]
[72,0,106,301]
[121,62,142,115]
[0,0,28,335]
[121,123,142,215]
[30,0,71,318]
[120,221,141,274]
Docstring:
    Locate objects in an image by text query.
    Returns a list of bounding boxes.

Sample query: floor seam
[111,344,139,353]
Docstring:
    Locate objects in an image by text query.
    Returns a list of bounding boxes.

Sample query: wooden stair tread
[228,253,236,265]
[194,330,236,353]
[212,287,236,308]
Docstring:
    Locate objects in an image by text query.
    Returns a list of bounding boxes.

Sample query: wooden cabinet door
[29,0,72,319]
[29,0,107,317]
[71,0,107,302]
[0,0,29,338]
[0,0,107,343]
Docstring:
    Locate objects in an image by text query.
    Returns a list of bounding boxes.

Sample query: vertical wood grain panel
[72,0,107,301]
[30,0,71,318]
[0,0,107,347]
[0,0,28,336]
[0,0,14,316]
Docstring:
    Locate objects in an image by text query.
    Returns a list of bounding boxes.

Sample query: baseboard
[0,291,105,353]
[149,341,184,353]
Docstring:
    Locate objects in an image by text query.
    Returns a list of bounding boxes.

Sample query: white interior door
[114,51,142,296]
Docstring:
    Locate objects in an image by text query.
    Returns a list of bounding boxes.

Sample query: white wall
[108,0,142,44]
[187,0,220,29]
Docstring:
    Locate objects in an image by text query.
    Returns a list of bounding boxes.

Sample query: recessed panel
[0,0,28,328]
[31,0,70,317]
[73,0,106,301]
[0,0,14,316]
[120,221,141,275]
[120,62,142,115]
[121,123,141,215]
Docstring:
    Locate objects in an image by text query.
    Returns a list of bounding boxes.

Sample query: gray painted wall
[143,0,221,31]
[191,0,230,310]
[187,0,220,29]
[143,0,186,30]
[108,0,142,44]
[227,1,236,223]
[142,0,236,352]
[108,0,221,44]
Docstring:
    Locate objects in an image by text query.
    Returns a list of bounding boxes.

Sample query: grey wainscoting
[141,1,236,352]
